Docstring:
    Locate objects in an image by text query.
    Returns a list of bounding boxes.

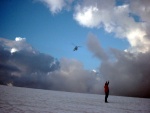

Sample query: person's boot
[105,98,107,103]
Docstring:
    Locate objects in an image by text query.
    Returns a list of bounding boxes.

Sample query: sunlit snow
[0,85,150,113]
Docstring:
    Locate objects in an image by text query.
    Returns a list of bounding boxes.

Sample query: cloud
[0,38,103,94]
[46,58,103,93]
[37,0,74,14]
[100,48,150,98]
[87,33,108,61]
[15,37,26,42]
[37,0,150,53]
[10,48,18,54]
[0,38,60,86]
[1,37,150,97]
[41,0,65,13]
[0,37,35,54]
[73,0,116,29]
[129,0,150,23]
[73,5,101,28]
[1,0,150,97]
[73,0,150,53]
[86,34,150,97]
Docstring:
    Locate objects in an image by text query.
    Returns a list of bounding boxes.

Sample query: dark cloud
[45,58,103,94]
[0,38,103,94]
[0,63,20,85]
[100,49,150,98]
[0,38,60,88]
[87,33,108,61]
[0,45,11,63]
[87,33,150,98]
[1,36,150,98]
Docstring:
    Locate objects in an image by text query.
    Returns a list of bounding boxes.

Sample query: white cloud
[37,0,150,53]
[126,29,150,53]
[0,37,35,54]
[10,48,18,54]
[74,3,132,35]
[73,0,150,53]
[74,5,101,28]
[38,0,74,14]
[42,0,65,13]
[15,37,26,42]
[92,69,97,73]
[73,0,115,28]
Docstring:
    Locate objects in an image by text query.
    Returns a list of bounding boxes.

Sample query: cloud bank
[0,37,59,87]
[0,38,103,94]
[38,0,150,97]
[87,33,150,98]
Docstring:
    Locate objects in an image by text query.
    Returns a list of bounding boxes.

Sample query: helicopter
[72,43,81,51]
[73,46,81,51]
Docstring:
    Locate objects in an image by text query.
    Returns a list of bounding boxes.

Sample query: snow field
[0,85,150,113]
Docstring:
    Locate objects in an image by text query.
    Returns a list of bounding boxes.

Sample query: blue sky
[0,0,132,70]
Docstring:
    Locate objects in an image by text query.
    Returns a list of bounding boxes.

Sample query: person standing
[104,81,109,103]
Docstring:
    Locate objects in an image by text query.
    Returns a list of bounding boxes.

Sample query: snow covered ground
[0,85,150,113]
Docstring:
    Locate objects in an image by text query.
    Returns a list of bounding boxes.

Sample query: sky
[0,0,150,98]
[0,0,129,70]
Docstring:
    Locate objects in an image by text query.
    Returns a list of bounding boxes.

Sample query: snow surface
[0,85,150,113]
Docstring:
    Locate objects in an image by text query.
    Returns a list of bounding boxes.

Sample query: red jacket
[104,82,109,93]
[104,85,109,93]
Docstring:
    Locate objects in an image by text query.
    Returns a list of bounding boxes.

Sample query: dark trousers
[105,92,109,102]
